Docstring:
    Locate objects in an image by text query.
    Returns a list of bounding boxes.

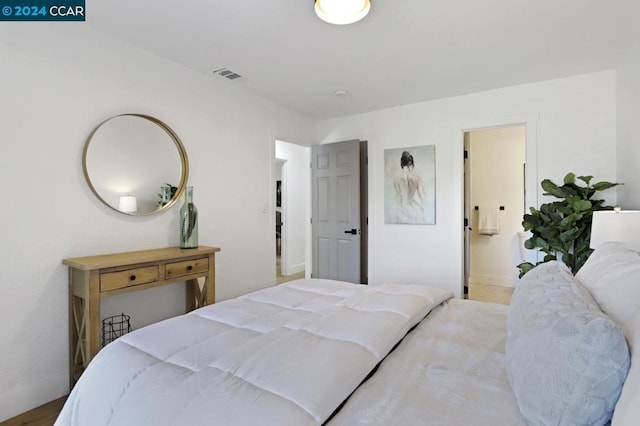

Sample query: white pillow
[575,242,640,346]
[612,311,640,425]
[576,242,640,424]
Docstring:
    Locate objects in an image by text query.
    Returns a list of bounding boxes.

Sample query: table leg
[88,271,101,361]
[186,279,196,312]
[205,253,215,305]
[68,269,75,387]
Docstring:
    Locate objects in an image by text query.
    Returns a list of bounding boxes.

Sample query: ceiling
[88,0,640,120]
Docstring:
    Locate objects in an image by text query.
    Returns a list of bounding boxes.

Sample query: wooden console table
[63,246,220,383]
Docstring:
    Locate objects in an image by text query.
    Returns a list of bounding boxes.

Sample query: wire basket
[102,313,132,347]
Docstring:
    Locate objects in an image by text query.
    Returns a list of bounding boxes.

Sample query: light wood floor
[468,283,514,305]
[1,397,66,426]
[276,255,305,285]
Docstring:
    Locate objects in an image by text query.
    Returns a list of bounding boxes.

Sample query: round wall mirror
[83,114,189,215]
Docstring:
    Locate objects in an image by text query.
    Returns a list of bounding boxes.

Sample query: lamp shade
[314,0,371,25]
[118,195,138,213]
[590,210,640,251]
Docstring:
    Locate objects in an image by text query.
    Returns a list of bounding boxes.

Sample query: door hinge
[464,218,469,227]
[464,150,468,160]
[310,217,312,224]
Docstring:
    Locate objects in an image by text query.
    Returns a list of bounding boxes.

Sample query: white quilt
[329,299,526,425]
[56,279,452,426]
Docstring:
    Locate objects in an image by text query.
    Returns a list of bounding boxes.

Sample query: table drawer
[100,266,159,292]
[165,258,209,279]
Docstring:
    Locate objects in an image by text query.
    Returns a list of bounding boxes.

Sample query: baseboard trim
[283,262,305,276]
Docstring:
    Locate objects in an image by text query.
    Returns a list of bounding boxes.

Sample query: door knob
[344,229,358,235]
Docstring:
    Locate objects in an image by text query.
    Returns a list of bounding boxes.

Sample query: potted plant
[518,173,620,276]
[158,183,178,207]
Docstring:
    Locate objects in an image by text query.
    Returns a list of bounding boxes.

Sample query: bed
[328,299,525,425]
[56,243,640,426]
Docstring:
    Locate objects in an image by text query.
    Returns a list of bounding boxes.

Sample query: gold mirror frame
[83,113,189,216]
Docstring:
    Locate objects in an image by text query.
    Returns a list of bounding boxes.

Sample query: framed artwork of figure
[384,145,436,224]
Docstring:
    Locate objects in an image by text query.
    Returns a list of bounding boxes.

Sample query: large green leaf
[534,236,552,252]
[541,179,569,199]
[517,262,536,278]
[538,210,552,223]
[559,213,581,228]
[539,227,560,240]
[577,175,593,185]
[560,184,580,198]
[523,213,540,225]
[559,227,581,243]
[568,198,592,212]
[564,173,576,185]
[592,181,620,191]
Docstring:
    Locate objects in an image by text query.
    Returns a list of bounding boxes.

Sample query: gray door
[311,140,361,283]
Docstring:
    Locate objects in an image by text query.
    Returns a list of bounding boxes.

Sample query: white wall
[275,141,310,275]
[0,26,314,421]
[468,126,526,288]
[617,38,640,209]
[317,71,617,297]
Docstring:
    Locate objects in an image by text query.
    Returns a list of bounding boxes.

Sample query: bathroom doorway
[463,125,526,304]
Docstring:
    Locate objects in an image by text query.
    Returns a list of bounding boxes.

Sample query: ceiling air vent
[213,67,242,80]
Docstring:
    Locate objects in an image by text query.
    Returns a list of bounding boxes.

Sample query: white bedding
[56,279,452,426]
[329,299,526,425]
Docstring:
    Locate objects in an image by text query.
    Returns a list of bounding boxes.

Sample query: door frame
[275,158,287,273]
[456,113,539,297]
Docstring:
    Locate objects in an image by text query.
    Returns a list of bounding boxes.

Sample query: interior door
[311,140,361,283]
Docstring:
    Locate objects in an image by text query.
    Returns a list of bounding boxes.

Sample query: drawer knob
[130,275,136,281]
[187,265,193,271]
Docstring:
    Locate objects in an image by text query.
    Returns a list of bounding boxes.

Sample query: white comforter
[56,279,452,426]
[329,299,526,425]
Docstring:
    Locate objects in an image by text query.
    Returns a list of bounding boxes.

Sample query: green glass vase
[180,186,198,249]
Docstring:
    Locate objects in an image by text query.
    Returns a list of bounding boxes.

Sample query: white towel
[478,206,500,235]
[518,231,531,261]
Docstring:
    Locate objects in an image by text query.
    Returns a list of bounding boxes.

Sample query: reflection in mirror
[83,114,188,215]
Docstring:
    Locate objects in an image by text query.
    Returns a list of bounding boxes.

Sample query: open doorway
[275,140,310,284]
[463,125,526,304]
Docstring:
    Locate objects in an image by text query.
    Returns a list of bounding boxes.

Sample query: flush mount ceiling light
[314,0,371,25]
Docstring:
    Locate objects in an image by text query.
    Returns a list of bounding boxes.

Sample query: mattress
[56,278,452,426]
[328,298,526,425]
